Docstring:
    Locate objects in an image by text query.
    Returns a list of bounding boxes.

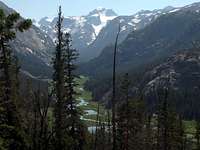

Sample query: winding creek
[76,76,109,133]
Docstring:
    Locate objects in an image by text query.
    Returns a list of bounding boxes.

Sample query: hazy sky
[1,0,200,20]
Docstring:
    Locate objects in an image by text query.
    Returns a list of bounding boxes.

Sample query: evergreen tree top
[0,8,32,41]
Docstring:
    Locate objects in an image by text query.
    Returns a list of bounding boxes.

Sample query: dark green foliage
[52,6,66,149]
[0,8,31,150]
[31,90,52,150]
[116,73,131,150]
[63,33,84,150]
[195,120,200,150]
[81,11,200,119]
[116,99,146,150]
[156,87,186,150]
[17,19,32,32]
[144,115,154,150]
[52,6,85,150]
[93,105,111,150]
[116,74,146,150]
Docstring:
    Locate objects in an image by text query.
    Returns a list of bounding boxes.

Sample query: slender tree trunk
[125,83,129,150]
[107,110,111,149]
[163,88,168,150]
[112,24,121,150]
[94,103,100,150]
[145,115,152,150]
[33,97,37,150]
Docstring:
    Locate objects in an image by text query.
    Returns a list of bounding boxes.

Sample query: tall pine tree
[156,84,185,150]
[53,6,67,150]
[53,6,84,150]
[116,73,146,150]
[0,8,31,150]
[63,32,84,150]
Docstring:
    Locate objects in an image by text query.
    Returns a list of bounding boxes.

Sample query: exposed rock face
[37,6,181,61]
[36,8,117,60]
[0,1,54,78]
[82,3,200,77]
[142,50,200,119]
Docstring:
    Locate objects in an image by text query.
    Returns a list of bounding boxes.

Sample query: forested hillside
[82,4,200,108]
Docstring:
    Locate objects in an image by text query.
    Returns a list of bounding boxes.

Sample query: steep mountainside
[82,6,180,60]
[82,3,200,77]
[36,8,117,58]
[37,6,181,61]
[141,50,200,119]
[0,1,54,78]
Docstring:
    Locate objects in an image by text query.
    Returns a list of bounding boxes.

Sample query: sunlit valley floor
[75,76,108,129]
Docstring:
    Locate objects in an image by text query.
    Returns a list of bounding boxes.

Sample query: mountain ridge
[0,0,54,79]
[36,6,180,61]
[82,2,200,103]
[36,8,117,56]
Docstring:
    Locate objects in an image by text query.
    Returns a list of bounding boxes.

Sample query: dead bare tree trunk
[94,103,100,150]
[112,24,121,150]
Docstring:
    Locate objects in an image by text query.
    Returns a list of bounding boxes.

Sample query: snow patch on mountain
[92,24,104,35]
[36,8,117,52]
[35,3,200,62]
[132,17,141,24]
[92,15,116,35]
[169,8,180,13]
[26,47,33,54]
[46,17,54,22]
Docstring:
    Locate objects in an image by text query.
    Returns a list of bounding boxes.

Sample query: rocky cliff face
[142,50,200,118]
[82,3,200,77]
[37,6,181,61]
[0,1,54,79]
[36,8,117,59]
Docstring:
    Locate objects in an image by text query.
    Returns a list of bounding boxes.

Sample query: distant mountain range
[35,6,182,61]
[81,6,182,61]
[35,8,117,61]
[2,0,200,118]
[2,0,200,84]
[80,2,200,110]
[82,2,200,76]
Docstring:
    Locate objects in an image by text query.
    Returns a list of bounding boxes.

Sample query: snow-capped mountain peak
[87,8,117,35]
[163,6,175,11]
[36,3,200,62]
[36,8,118,51]
[88,7,117,17]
